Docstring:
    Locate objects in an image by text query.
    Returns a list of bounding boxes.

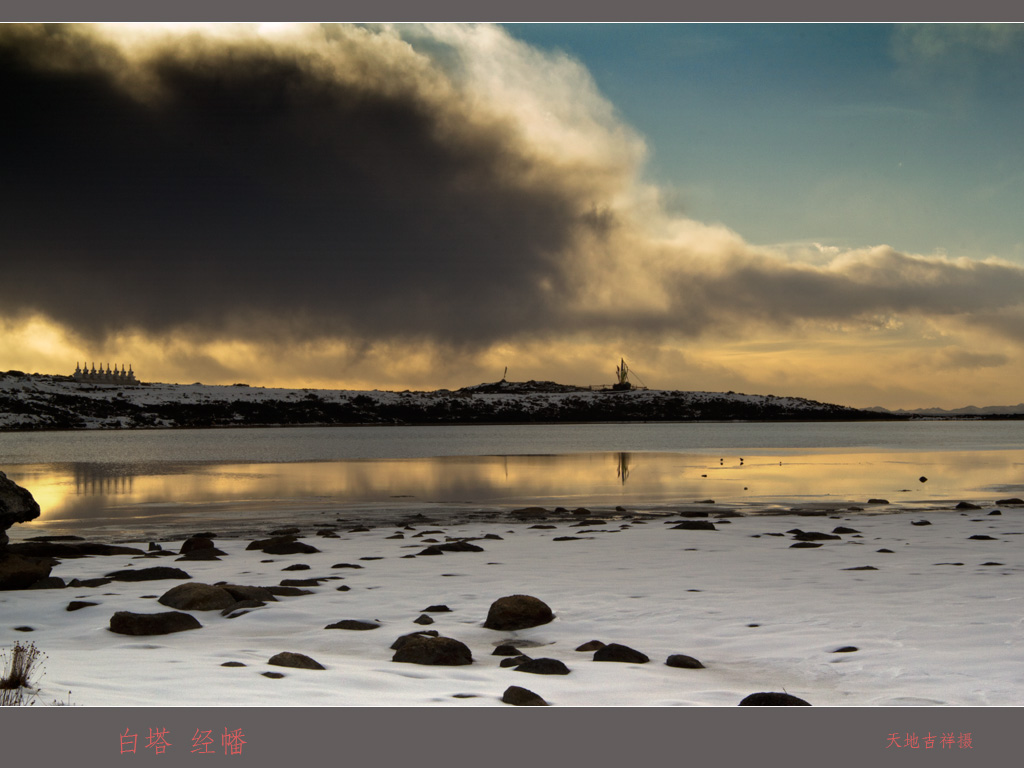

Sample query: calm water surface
[3,422,1022,538]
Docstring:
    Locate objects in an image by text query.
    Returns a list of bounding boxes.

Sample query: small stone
[492,644,521,656]
[515,658,570,675]
[593,643,649,664]
[671,521,717,531]
[324,620,381,631]
[665,654,704,669]
[739,692,811,706]
[502,686,548,706]
[414,614,434,625]
[833,646,858,653]
[67,600,98,611]
[575,640,606,652]
[221,661,247,667]
[267,652,325,670]
[501,655,531,668]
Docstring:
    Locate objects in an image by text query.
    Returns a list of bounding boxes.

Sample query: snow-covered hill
[0,371,888,431]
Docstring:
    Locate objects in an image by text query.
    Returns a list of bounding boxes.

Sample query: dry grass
[0,641,48,706]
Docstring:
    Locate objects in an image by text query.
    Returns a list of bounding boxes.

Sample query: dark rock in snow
[575,640,606,652]
[793,531,840,541]
[414,614,434,625]
[268,652,325,670]
[105,566,191,582]
[502,685,548,706]
[437,541,484,552]
[593,643,649,664]
[665,654,705,669]
[739,692,811,706]
[493,644,521,656]
[484,595,554,631]
[515,658,570,675]
[392,635,473,666]
[158,582,237,611]
[390,630,439,651]
[246,535,320,555]
[0,553,55,590]
[27,575,65,590]
[325,619,381,630]
[671,521,717,531]
[109,610,202,635]
[501,655,531,668]
[67,600,98,611]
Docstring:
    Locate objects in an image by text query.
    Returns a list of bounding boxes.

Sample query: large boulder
[0,552,55,590]
[158,582,238,611]
[484,595,554,631]
[392,635,473,666]
[109,611,202,635]
[0,471,41,549]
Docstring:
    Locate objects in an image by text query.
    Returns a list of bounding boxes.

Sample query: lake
[3,421,1023,539]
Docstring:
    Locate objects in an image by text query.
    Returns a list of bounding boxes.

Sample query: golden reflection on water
[6,448,1023,531]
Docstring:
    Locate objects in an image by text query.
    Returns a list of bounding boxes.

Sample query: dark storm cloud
[0,24,585,344]
[2,23,1024,356]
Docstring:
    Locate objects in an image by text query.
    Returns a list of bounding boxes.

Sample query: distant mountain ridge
[0,371,899,431]
[867,403,1024,416]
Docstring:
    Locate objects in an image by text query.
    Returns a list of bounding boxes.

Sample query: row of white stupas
[73,362,139,385]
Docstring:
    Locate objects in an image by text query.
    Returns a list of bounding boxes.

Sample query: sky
[2,22,1023,409]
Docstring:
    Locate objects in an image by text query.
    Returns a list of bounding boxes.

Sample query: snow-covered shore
[0,372,879,431]
[2,501,1020,707]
